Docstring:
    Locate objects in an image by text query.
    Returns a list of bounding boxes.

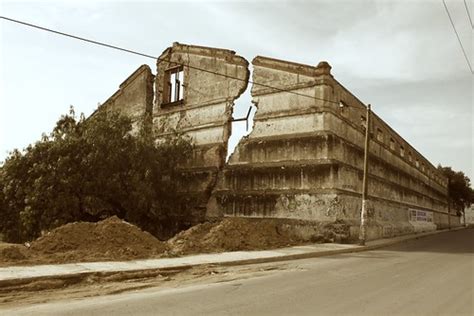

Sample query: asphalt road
[4,229,473,316]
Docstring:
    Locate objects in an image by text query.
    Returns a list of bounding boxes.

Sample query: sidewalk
[0,227,465,286]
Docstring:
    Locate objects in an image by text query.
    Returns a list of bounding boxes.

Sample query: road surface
[3,228,473,315]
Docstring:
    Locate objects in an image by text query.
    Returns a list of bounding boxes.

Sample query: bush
[0,107,192,242]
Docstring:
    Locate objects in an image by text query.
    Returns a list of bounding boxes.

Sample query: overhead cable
[0,16,343,105]
[442,0,473,73]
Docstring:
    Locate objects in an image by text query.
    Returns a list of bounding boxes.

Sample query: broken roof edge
[90,64,153,117]
[118,64,153,89]
[103,64,152,104]
[157,42,249,67]
[171,42,237,56]
[252,55,332,77]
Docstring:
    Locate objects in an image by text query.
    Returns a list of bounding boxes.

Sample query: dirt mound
[1,216,352,266]
[0,244,28,260]
[29,216,167,264]
[167,217,351,255]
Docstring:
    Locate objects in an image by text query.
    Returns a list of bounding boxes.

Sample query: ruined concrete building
[99,42,461,240]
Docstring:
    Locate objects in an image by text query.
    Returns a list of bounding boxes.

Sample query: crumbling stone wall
[153,43,249,225]
[98,44,459,241]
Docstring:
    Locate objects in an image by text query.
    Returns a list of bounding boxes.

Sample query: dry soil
[0,216,351,266]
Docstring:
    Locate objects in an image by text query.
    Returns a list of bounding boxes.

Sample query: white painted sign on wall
[409,209,433,222]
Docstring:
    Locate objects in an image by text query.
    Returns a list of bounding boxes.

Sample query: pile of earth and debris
[0,216,352,266]
[167,217,352,256]
[0,216,167,266]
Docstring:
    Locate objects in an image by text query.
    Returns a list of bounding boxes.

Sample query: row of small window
[359,115,444,186]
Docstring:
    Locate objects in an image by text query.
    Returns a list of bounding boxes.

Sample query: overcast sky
[0,0,472,179]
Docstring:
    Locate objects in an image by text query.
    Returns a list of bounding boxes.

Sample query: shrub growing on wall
[0,107,192,243]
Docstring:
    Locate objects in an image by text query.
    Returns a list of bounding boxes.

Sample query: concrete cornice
[251,78,334,97]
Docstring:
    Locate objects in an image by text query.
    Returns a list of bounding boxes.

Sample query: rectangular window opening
[164,66,184,104]
[376,128,384,142]
[360,115,366,131]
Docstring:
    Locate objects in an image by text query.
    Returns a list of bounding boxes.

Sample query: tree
[437,165,474,214]
[0,107,192,242]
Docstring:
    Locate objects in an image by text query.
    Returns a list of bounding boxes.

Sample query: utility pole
[447,177,451,230]
[448,205,451,230]
[359,104,371,246]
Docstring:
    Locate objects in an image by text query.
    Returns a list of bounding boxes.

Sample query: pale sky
[0,0,472,179]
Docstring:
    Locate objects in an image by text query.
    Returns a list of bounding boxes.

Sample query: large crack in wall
[206,56,335,220]
[226,63,257,162]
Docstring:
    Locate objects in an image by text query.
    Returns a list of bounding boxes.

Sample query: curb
[0,227,467,290]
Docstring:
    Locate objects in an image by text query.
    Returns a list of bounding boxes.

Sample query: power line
[0,16,441,176]
[0,16,157,59]
[442,0,473,73]
[464,0,473,29]
[0,16,342,105]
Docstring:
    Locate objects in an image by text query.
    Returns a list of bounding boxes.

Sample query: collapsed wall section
[153,43,249,226]
[98,64,154,133]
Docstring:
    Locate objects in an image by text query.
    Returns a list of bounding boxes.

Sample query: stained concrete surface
[3,229,472,315]
[97,43,458,240]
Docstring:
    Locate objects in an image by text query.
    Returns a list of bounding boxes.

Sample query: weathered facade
[98,43,461,240]
[211,56,460,240]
